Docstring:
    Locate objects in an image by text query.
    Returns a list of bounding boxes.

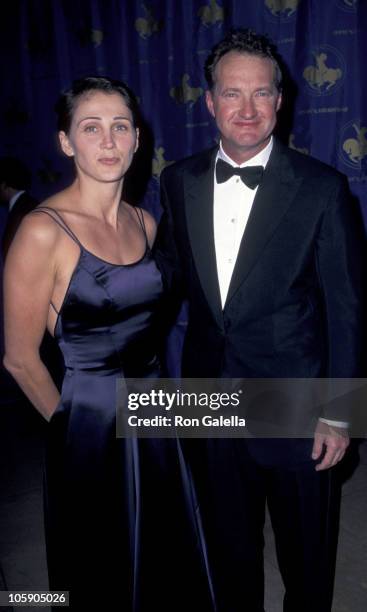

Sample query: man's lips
[233,120,258,127]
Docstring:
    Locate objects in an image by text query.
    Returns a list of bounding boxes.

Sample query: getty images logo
[127,388,242,411]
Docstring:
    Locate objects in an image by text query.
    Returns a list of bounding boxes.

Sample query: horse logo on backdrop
[91,30,103,47]
[76,25,104,48]
[265,0,299,18]
[198,0,224,26]
[289,134,309,155]
[303,47,344,95]
[152,147,174,180]
[170,74,203,105]
[135,4,162,39]
[341,123,367,166]
[336,0,357,12]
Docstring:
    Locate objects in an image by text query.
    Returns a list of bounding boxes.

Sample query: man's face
[206,51,282,164]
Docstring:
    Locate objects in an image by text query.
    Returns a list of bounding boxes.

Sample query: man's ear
[59,131,74,157]
[205,90,216,118]
[276,92,282,112]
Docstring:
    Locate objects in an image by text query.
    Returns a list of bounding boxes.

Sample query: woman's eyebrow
[77,115,132,126]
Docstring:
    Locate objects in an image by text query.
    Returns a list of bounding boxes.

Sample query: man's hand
[312,420,350,471]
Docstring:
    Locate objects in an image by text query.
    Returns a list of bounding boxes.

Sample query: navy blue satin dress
[34,208,212,611]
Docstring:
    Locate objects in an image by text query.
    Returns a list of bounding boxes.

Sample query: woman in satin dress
[3,76,213,611]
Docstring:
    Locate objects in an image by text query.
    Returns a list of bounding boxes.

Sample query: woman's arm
[3,213,61,421]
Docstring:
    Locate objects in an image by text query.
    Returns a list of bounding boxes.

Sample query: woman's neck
[68,176,125,225]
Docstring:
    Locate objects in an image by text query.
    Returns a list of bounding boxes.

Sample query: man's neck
[219,137,274,168]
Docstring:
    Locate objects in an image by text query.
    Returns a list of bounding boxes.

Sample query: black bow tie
[216,158,264,190]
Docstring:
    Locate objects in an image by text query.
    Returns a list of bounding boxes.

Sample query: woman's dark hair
[55,76,141,133]
[204,28,283,92]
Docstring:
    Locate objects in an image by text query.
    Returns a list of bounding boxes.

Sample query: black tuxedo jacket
[157,139,365,423]
[2,191,38,258]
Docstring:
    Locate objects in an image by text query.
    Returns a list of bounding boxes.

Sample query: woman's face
[59,91,139,184]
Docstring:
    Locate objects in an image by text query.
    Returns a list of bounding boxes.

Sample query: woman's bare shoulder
[141,208,157,246]
[139,206,156,230]
[12,191,71,253]
[126,203,157,245]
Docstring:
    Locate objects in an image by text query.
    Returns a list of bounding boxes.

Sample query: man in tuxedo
[0,156,38,259]
[157,29,365,612]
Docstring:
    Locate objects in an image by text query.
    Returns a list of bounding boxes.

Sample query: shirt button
[236,178,240,183]
[228,258,233,263]
[231,218,236,223]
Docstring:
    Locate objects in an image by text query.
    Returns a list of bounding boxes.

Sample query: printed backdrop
[0,0,366,368]
[0,0,366,215]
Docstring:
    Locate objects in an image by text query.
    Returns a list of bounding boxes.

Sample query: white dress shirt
[214,138,273,307]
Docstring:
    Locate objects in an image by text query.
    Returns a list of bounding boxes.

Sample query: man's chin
[234,138,270,155]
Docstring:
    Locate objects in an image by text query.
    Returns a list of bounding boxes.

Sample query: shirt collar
[217,136,273,169]
[9,190,25,211]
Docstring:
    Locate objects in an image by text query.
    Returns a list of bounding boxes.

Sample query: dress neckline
[80,243,149,268]
[33,205,150,267]
[52,243,151,339]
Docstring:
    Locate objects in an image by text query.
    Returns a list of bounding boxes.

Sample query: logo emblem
[170,74,203,105]
[152,147,174,180]
[198,0,224,26]
[302,46,344,96]
[265,0,299,20]
[289,134,309,155]
[340,121,367,169]
[135,4,162,39]
[336,0,357,12]
[76,27,104,48]
[91,30,103,48]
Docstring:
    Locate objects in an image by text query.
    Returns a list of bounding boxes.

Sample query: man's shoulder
[279,140,346,183]
[161,146,217,181]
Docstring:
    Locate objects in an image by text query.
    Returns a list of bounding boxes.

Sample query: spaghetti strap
[32,206,83,248]
[50,301,59,315]
[133,206,149,246]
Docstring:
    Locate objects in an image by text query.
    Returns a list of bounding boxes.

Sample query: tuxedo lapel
[225,140,303,307]
[184,148,224,329]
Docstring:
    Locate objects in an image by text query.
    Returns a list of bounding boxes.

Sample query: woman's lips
[99,157,120,165]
